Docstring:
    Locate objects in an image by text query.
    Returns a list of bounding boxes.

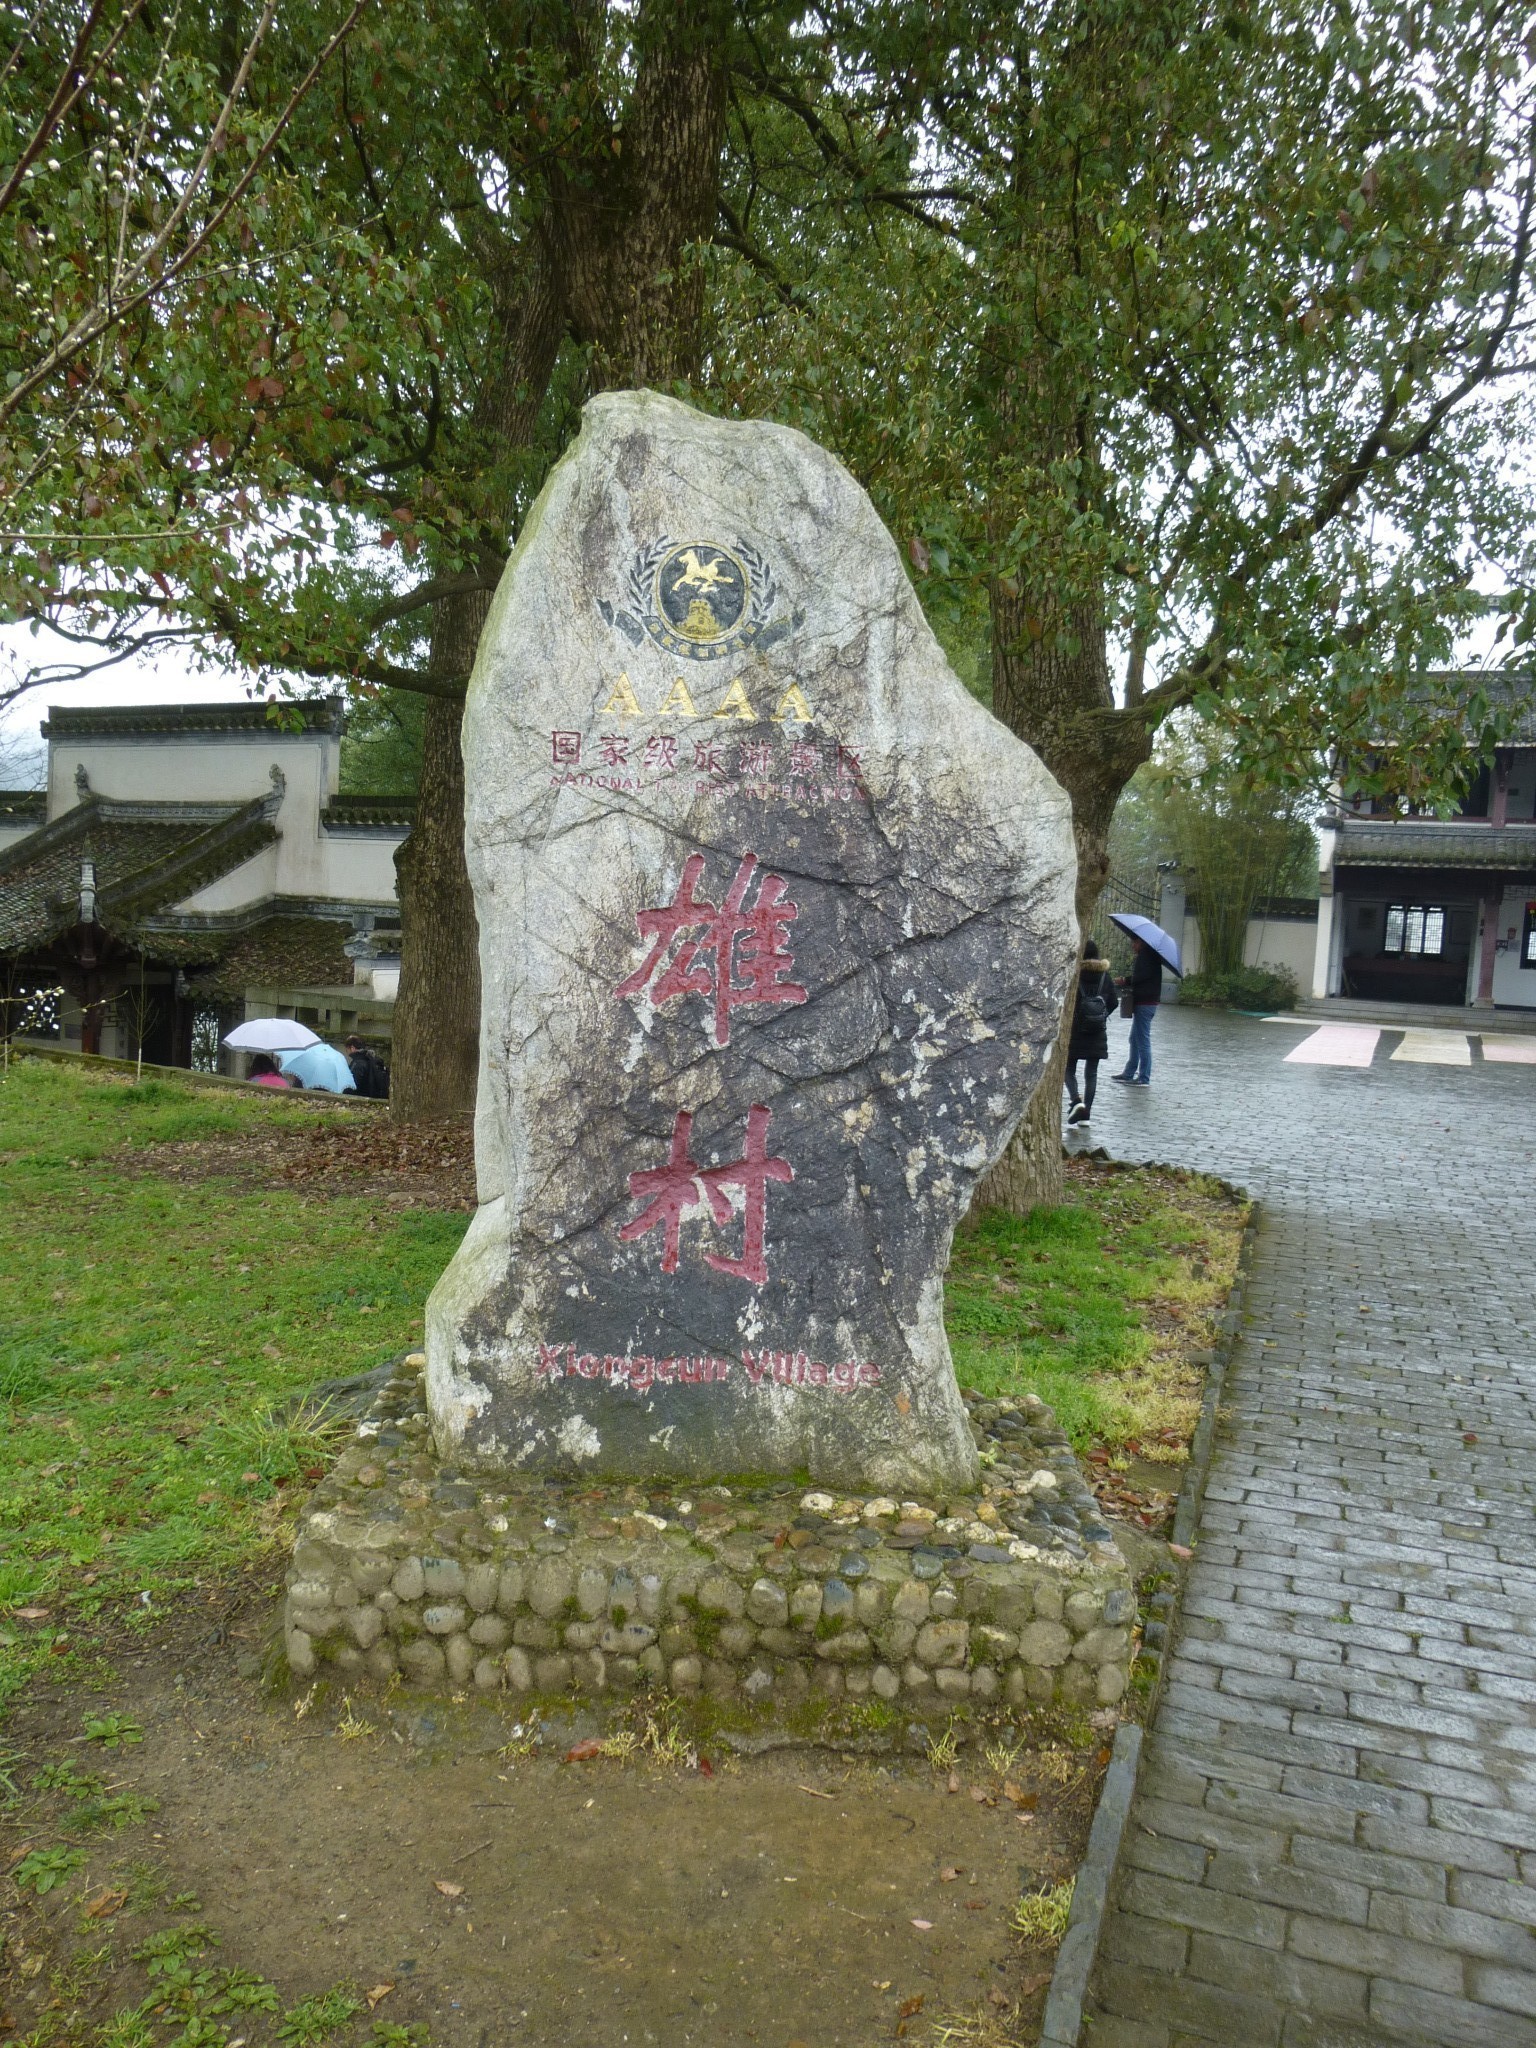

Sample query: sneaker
[1110,1072,1135,1084]
[1066,1102,1087,1126]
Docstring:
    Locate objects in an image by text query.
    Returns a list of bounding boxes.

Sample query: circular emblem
[655,543,748,648]
[612,536,782,662]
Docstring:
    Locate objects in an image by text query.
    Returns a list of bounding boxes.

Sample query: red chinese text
[614,851,808,1047]
[618,1104,793,1286]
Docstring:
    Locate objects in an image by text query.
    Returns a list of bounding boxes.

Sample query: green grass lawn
[0,1060,1244,1715]
[948,1163,1247,1450]
[0,1061,467,1709]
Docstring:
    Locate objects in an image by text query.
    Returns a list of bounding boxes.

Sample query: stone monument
[425,391,1077,1495]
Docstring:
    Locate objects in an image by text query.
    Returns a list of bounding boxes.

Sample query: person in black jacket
[344,1034,391,1099]
[1065,939,1115,1126]
[1113,936,1163,1085]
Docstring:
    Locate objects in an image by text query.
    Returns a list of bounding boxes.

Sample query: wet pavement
[1075,1005,1536,2048]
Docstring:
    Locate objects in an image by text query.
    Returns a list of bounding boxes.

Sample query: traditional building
[1312,692,1536,1009]
[0,700,410,1064]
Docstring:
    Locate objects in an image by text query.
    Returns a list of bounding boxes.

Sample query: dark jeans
[1067,1057,1100,1110]
[1126,1004,1156,1081]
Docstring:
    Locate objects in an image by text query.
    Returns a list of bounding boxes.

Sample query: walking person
[1065,938,1115,1127]
[1113,934,1162,1085]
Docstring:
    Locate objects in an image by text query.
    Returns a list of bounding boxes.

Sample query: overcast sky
[0,623,262,786]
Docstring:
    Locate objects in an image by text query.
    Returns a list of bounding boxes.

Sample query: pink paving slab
[1283,1025,1381,1067]
[1481,1037,1536,1064]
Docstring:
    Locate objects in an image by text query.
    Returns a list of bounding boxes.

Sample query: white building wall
[1490,883,1536,1008]
[307,833,405,901]
[47,729,339,825]
[170,831,402,914]
[174,843,281,914]
[1174,911,1317,988]
[1243,915,1318,985]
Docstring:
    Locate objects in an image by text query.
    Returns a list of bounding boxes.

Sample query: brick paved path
[1075,1008,1536,2048]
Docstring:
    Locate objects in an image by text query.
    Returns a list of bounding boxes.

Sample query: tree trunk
[392,630,486,1122]
[389,239,565,1122]
[389,7,729,1122]
[971,579,1151,1216]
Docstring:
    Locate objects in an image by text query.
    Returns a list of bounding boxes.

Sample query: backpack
[1076,979,1108,1029]
[349,1047,390,1099]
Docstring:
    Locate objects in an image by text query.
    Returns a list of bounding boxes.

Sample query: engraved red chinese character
[834,743,864,786]
[599,734,629,766]
[788,738,820,777]
[617,1109,716,1274]
[738,738,773,777]
[619,1105,792,1286]
[643,733,678,772]
[614,851,808,1046]
[552,731,581,766]
[693,738,726,776]
[699,1105,794,1284]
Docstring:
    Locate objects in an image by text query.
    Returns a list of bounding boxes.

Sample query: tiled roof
[321,797,416,830]
[0,793,279,953]
[42,697,344,739]
[1334,821,1536,871]
[1390,672,1536,745]
[184,916,355,996]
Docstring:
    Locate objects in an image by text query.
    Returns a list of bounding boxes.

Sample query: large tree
[8,0,1534,1178]
[711,0,1536,1200]
[1,0,824,1120]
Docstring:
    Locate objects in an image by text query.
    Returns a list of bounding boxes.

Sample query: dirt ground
[118,1103,479,1211]
[1,1578,1101,2048]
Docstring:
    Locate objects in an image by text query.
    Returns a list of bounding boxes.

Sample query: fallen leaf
[1168,1542,1193,1562]
[697,1755,714,1778]
[433,1880,463,1898]
[940,1866,962,1882]
[946,1769,961,1795]
[14,1607,49,1621]
[365,1984,394,2010]
[964,1898,985,1911]
[910,1918,933,1931]
[898,1994,925,2019]
[1463,1432,1479,1446]
[563,1738,603,1762]
[82,1888,127,1919]
[989,1987,1011,2008]
[969,1786,990,1804]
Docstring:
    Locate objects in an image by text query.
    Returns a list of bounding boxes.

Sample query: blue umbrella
[1108,911,1183,977]
[278,1043,357,1093]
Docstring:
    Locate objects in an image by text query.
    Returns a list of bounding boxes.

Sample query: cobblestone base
[284,1360,1133,1717]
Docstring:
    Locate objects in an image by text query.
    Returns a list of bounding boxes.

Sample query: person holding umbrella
[1065,937,1115,1127]
[1107,913,1183,1088]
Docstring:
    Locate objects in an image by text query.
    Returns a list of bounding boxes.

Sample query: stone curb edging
[1039,1720,1143,2047]
[1172,1187,1258,1555]
[1037,1167,1259,2045]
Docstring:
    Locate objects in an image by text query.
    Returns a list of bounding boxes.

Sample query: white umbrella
[222,1018,321,1053]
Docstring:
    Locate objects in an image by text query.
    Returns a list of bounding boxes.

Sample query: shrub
[1177,964,1298,1012]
